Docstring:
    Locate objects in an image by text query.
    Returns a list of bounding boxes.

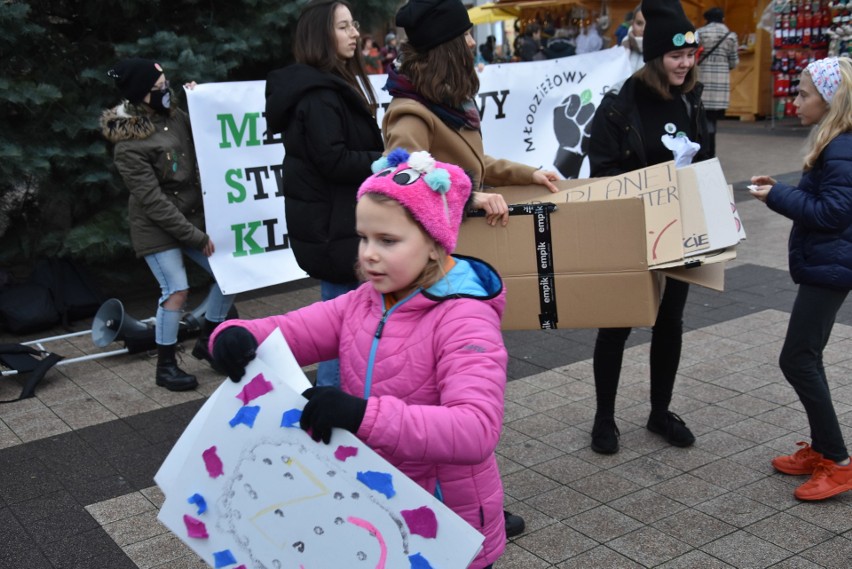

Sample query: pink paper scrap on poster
[401,506,438,539]
[183,514,209,539]
[203,446,224,478]
[236,373,274,405]
[334,445,358,461]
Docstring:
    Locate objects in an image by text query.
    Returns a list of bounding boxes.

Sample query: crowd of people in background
[356,7,621,71]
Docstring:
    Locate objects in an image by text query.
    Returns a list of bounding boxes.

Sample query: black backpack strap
[698,32,733,65]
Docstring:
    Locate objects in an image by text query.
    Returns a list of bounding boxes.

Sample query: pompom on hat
[806,57,843,104]
[107,58,164,104]
[395,0,473,52]
[357,149,472,253]
[642,0,699,62]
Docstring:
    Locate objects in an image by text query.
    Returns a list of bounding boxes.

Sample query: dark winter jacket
[544,38,576,60]
[265,64,384,283]
[588,76,711,177]
[767,133,852,290]
[100,104,207,258]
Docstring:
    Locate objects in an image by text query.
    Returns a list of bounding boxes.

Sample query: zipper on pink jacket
[363,288,422,398]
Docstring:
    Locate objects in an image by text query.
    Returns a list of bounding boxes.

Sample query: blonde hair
[355,193,449,291]
[802,58,852,171]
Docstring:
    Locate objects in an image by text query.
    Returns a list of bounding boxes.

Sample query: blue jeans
[145,247,235,345]
[780,284,849,462]
[316,280,360,387]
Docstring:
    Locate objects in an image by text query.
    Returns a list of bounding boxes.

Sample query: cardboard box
[456,160,741,330]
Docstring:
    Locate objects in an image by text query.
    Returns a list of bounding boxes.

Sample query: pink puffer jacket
[211,256,508,568]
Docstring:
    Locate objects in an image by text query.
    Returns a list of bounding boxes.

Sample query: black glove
[211,326,258,382]
[300,386,367,444]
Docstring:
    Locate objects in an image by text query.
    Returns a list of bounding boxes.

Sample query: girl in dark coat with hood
[587,0,710,456]
[750,57,852,501]
[265,0,384,387]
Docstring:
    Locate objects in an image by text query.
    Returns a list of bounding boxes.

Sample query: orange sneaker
[772,442,824,475]
[794,459,852,501]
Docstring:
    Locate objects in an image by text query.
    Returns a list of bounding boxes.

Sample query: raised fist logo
[553,89,596,179]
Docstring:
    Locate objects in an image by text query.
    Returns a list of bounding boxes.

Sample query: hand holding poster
[155,330,484,569]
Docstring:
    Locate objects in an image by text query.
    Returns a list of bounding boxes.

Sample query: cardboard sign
[456,160,742,330]
[677,158,746,255]
[550,162,683,266]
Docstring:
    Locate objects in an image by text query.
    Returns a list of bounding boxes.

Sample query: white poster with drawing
[155,330,484,569]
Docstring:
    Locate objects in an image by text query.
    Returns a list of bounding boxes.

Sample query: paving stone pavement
[2,119,851,568]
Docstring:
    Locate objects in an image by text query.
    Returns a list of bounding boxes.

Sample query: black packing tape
[530,204,558,329]
[468,203,559,328]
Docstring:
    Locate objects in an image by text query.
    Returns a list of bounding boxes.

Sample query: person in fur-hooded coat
[100,93,206,258]
[100,58,234,392]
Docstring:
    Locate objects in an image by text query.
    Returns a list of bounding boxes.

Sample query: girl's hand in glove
[211,326,258,382]
[300,387,367,444]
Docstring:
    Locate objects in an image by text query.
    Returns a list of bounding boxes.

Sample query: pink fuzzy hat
[357,148,472,253]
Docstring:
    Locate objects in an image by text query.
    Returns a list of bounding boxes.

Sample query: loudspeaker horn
[91,298,156,353]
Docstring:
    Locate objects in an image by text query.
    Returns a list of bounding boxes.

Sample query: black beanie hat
[108,58,163,104]
[642,0,699,62]
[395,0,472,52]
[704,7,724,24]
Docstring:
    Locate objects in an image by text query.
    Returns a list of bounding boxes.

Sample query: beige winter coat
[382,98,538,190]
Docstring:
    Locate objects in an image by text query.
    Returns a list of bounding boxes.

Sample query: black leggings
[704,109,726,158]
[780,284,849,462]
[593,278,690,416]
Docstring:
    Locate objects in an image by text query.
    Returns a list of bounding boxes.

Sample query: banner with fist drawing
[187,49,632,294]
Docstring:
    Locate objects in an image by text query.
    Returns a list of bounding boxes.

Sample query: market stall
[765,0,852,121]
[483,1,849,121]
[489,0,705,47]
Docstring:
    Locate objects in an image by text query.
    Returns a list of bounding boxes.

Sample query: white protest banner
[186,81,307,295]
[188,49,632,294]
[473,47,632,179]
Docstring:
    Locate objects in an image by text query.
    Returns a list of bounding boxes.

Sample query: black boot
[192,319,223,372]
[504,510,525,538]
[156,344,198,391]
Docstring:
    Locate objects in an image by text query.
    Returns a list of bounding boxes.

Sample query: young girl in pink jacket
[210,149,508,568]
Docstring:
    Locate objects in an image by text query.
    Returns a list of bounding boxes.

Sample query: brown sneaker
[772,442,824,475]
[794,459,852,501]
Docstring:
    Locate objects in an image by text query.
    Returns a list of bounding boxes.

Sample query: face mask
[147,86,171,114]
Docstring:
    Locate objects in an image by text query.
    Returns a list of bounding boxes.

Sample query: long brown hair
[634,53,698,100]
[292,0,378,111]
[802,59,852,171]
[398,34,479,107]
